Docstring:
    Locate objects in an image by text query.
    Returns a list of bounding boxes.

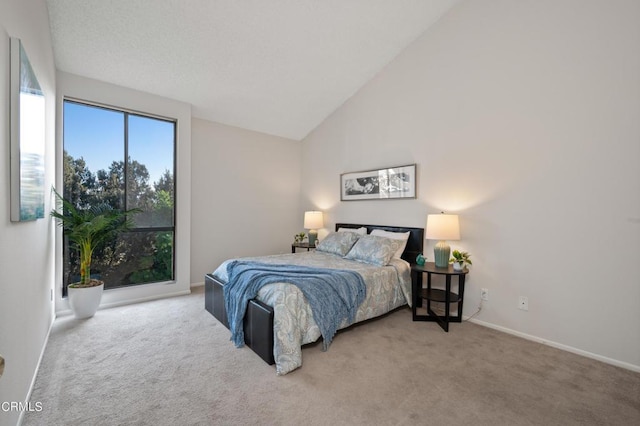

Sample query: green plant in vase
[50,188,140,318]
[449,250,472,271]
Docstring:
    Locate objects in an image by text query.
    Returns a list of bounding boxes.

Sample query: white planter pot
[68,283,104,319]
[452,262,464,271]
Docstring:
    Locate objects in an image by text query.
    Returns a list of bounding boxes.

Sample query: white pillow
[338,227,367,235]
[370,229,410,259]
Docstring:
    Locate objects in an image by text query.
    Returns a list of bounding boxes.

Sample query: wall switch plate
[480,288,489,301]
[518,296,529,311]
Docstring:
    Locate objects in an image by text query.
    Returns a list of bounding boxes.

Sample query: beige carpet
[23,287,640,426]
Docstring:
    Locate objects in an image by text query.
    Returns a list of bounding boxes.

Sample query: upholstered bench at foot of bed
[204,273,275,365]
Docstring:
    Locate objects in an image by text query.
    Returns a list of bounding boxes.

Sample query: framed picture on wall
[340,164,416,201]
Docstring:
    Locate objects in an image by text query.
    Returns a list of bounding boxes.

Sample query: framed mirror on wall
[10,37,45,222]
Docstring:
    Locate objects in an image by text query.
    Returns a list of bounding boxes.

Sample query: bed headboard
[335,223,424,264]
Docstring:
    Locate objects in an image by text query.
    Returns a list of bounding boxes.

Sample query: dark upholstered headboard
[335,223,424,263]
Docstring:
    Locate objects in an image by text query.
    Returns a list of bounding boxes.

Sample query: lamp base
[308,230,318,247]
[434,241,450,268]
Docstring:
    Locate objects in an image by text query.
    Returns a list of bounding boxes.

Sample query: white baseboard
[17,317,55,426]
[468,317,640,373]
[191,281,205,288]
[56,289,192,318]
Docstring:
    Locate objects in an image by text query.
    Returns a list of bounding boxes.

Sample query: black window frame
[61,98,177,294]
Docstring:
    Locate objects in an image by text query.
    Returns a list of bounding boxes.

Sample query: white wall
[55,72,192,311]
[0,1,56,424]
[301,0,640,370]
[190,119,302,283]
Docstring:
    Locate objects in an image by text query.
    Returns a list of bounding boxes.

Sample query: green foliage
[294,232,307,243]
[63,153,96,209]
[50,188,140,286]
[129,232,174,284]
[61,152,175,289]
[449,249,472,266]
[155,169,174,199]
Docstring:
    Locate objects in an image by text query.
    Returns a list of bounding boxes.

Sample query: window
[62,99,176,294]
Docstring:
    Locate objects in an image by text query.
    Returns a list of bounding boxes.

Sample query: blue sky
[63,101,174,185]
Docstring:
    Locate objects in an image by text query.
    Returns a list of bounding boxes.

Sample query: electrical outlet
[480,288,489,301]
[518,296,529,311]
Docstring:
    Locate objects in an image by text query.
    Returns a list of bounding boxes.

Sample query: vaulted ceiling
[46,0,459,140]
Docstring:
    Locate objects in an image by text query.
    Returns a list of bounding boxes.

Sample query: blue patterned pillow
[344,235,402,266]
[316,232,360,257]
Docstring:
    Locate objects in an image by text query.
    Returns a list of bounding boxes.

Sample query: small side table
[411,262,468,332]
[291,242,315,253]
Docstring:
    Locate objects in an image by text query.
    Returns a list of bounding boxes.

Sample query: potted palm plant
[51,189,140,319]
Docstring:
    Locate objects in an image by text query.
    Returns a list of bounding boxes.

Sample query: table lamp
[304,211,324,247]
[426,213,460,268]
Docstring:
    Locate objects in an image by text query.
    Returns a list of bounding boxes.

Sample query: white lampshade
[426,213,460,268]
[425,214,460,241]
[303,211,324,229]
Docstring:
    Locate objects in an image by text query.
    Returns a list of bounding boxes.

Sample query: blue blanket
[224,261,367,351]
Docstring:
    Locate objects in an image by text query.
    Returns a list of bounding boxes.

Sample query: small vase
[452,262,464,271]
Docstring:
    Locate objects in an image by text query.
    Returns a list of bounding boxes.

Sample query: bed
[204,223,424,375]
